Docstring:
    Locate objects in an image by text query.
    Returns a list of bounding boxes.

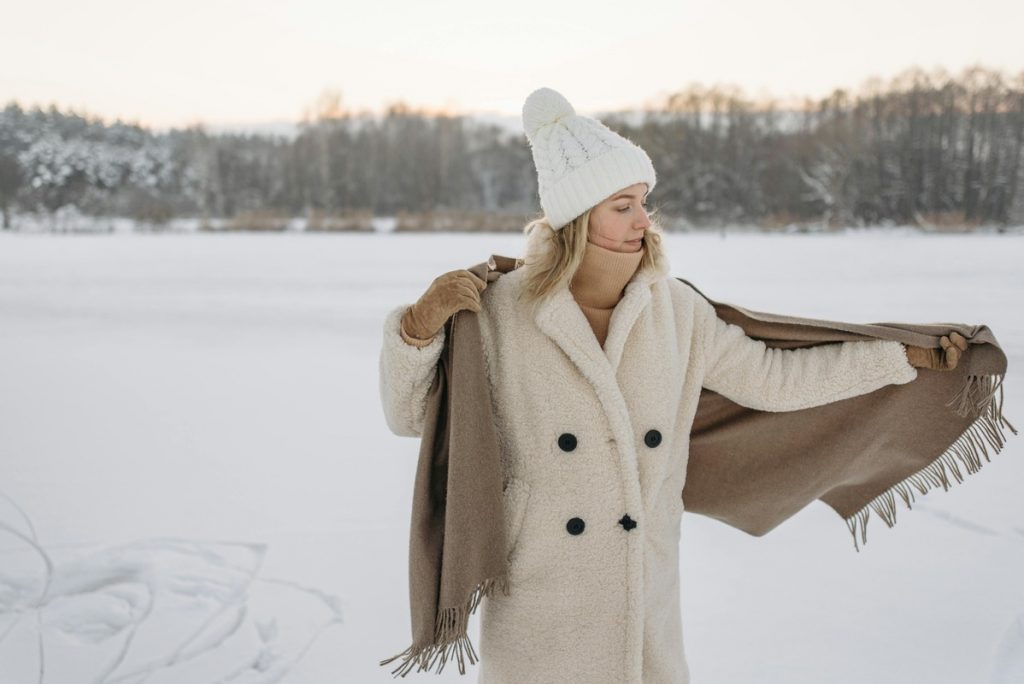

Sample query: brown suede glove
[903,331,969,371]
[400,269,487,346]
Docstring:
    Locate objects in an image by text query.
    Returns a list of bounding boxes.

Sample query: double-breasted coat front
[378,251,918,683]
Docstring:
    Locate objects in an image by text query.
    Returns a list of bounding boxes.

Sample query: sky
[2,0,1022,131]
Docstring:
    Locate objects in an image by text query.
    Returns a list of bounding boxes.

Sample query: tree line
[1,65,1021,232]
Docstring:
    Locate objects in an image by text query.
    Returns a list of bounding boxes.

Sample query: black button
[644,429,662,448]
[618,514,638,531]
[557,433,577,452]
[566,517,585,535]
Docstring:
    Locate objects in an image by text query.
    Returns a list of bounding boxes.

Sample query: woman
[378,87,965,683]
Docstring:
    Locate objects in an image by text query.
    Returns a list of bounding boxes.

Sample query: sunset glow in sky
[3,0,1021,130]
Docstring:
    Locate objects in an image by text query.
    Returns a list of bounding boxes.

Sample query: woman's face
[587,182,651,253]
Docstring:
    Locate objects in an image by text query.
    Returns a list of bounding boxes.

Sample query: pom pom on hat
[522,87,576,140]
[521,86,656,230]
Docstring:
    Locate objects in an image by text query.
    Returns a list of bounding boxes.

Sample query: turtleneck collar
[569,240,645,309]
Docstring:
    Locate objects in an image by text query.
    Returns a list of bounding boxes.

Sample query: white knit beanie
[522,87,656,230]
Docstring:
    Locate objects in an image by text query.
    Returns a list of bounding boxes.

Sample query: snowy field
[0,229,1022,684]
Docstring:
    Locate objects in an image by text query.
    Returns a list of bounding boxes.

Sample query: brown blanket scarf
[380,253,1017,677]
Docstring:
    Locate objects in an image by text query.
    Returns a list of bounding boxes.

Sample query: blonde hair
[515,205,667,311]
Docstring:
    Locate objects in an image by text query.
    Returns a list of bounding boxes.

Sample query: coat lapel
[534,285,615,384]
[533,252,671,393]
[603,277,652,373]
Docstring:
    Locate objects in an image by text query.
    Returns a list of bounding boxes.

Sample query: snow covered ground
[0,229,1021,683]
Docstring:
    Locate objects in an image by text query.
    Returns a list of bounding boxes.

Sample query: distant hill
[176,112,525,140]
[180,107,809,140]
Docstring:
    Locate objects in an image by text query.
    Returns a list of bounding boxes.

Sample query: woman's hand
[904,332,969,371]
[401,269,487,344]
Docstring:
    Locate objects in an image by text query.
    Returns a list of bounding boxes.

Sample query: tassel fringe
[379,574,511,677]
[844,373,1018,552]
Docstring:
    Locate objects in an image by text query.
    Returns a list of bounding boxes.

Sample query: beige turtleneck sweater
[400,240,645,349]
[569,240,645,348]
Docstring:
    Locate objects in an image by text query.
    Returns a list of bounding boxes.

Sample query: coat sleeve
[697,296,918,413]
[378,304,446,437]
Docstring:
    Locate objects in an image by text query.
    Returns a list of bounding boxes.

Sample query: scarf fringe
[379,573,511,677]
[844,373,1018,552]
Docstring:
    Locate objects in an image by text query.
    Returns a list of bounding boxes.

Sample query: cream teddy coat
[378,251,917,683]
